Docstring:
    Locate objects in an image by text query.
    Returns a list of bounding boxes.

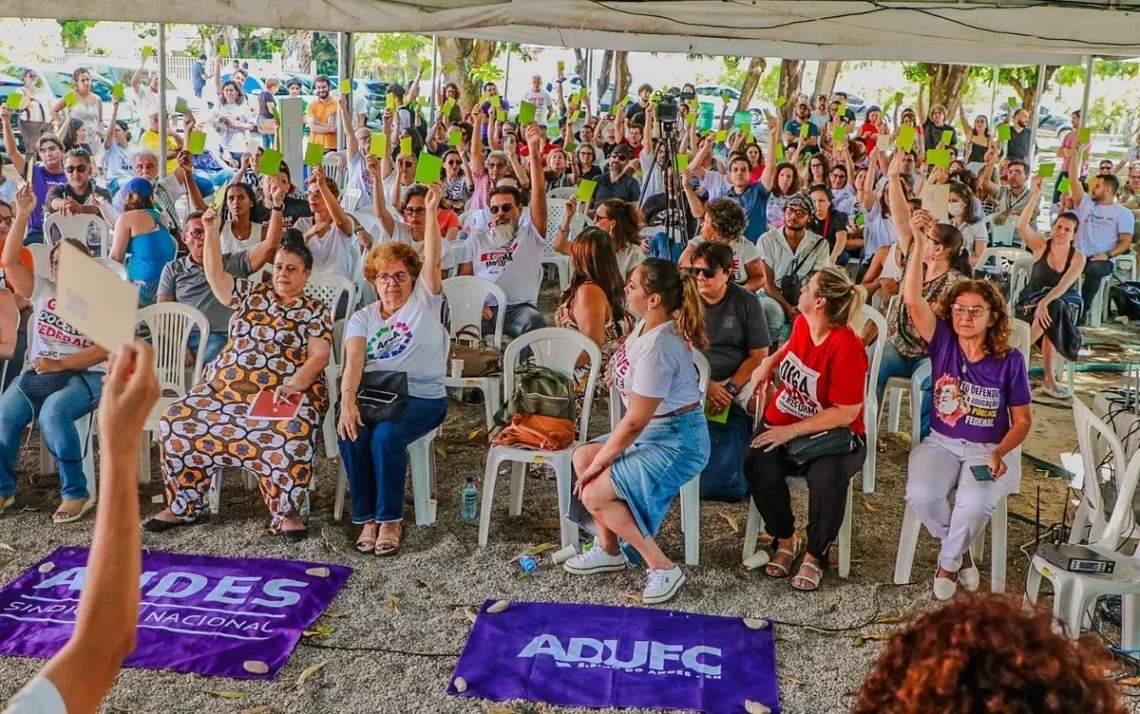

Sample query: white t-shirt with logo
[611,320,701,415]
[459,222,544,307]
[1076,194,1135,257]
[29,277,104,371]
[345,153,376,212]
[380,221,457,272]
[687,236,761,285]
[700,170,732,201]
[522,89,555,126]
[345,275,446,399]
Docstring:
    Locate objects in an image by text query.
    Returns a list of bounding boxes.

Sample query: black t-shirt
[579,165,603,182]
[703,281,771,380]
[251,191,312,229]
[625,101,648,125]
[808,209,847,251]
[642,188,704,242]
[923,118,957,151]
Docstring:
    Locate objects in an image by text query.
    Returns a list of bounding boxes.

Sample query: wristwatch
[271,205,284,212]
[724,382,741,397]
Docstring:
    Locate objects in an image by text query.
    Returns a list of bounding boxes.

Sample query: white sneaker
[563,545,627,575]
[958,564,980,592]
[933,576,958,601]
[642,566,686,605]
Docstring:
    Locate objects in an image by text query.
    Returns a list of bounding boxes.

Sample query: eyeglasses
[1007,169,1025,176]
[376,271,409,285]
[403,206,427,216]
[186,228,205,238]
[487,162,507,169]
[489,203,516,214]
[446,161,462,166]
[595,213,612,221]
[785,207,809,218]
[950,304,989,318]
[63,165,89,174]
[683,266,719,279]
[0,216,13,227]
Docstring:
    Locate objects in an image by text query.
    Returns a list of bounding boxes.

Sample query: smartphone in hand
[970,464,994,481]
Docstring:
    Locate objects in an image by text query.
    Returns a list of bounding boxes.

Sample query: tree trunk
[614,51,632,111]
[735,57,767,114]
[574,48,589,86]
[437,37,501,112]
[283,30,312,74]
[1007,65,1059,113]
[813,61,843,102]
[596,49,614,99]
[923,63,971,118]
[776,59,805,124]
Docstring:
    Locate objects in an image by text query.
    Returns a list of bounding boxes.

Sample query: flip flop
[52,498,94,525]
[764,537,802,579]
[791,561,824,592]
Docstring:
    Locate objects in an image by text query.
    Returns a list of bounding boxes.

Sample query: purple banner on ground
[448,600,781,714]
[0,547,351,679]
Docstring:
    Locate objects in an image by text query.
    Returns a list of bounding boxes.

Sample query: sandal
[53,498,94,524]
[764,536,802,579]
[791,561,824,592]
[374,524,401,557]
[356,525,378,553]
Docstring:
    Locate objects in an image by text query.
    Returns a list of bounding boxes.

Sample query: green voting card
[142,45,154,58]
[496,109,507,122]
[448,129,462,146]
[1037,163,1056,178]
[340,79,351,95]
[187,130,207,155]
[557,61,565,72]
[5,93,21,110]
[218,44,229,58]
[576,179,597,203]
[897,124,916,152]
[705,401,729,423]
[855,213,865,226]
[518,101,536,125]
[675,154,689,172]
[1078,127,1091,144]
[112,84,124,100]
[64,91,77,107]
[997,124,1012,142]
[441,98,456,116]
[833,126,846,144]
[927,149,951,168]
[774,143,785,161]
[1008,96,1017,107]
[174,97,189,114]
[1057,176,1072,193]
[894,91,904,104]
[258,149,283,176]
[715,129,728,143]
[400,137,412,155]
[370,134,388,157]
[734,111,750,128]
[774,96,786,108]
[799,123,809,139]
[444,62,456,73]
[414,152,442,184]
[686,111,697,125]
[304,142,325,167]
[940,129,953,146]
[565,141,576,154]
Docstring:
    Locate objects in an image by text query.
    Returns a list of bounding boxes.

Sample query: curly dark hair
[935,279,1012,358]
[853,594,1128,714]
[704,197,747,242]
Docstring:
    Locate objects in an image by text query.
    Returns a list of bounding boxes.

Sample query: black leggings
[744,425,866,567]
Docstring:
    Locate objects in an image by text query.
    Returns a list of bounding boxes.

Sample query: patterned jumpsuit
[159,279,332,532]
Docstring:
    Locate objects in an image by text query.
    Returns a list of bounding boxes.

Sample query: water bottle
[460,477,477,521]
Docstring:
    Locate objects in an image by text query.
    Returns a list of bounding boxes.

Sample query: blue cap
[124,177,153,198]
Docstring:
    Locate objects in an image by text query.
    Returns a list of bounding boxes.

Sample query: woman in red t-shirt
[744,266,869,591]
[859,105,888,154]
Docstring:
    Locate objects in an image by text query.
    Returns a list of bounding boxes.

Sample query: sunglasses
[489,203,516,214]
[683,266,720,279]
[446,160,462,166]
[785,207,809,218]
[64,165,89,174]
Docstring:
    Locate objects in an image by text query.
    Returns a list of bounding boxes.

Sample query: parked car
[694,85,773,137]
[993,104,1073,139]
[0,74,31,158]
[1,63,140,132]
[67,60,207,118]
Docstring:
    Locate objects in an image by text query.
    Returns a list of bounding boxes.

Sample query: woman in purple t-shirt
[902,209,1032,602]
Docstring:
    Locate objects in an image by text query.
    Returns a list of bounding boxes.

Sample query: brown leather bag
[449,326,501,377]
[491,414,576,451]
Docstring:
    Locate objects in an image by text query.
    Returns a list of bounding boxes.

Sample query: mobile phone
[970,464,993,481]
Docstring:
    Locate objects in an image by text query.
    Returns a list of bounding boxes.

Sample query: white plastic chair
[477,328,602,550]
[441,276,507,430]
[305,271,358,460]
[353,211,383,242]
[135,303,209,482]
[1008,257,1034,312]
[975,247,1032,281]
[607,350,710,566]
[43,213,110,258]
[860,305,888,494]
[892,320,1031,593]
[881,297,918,438]
[542,200,572,290]
[27,243,52,279]
[340,187,363,213]
[1026,446,1140,648]
[1116,253,1138,282]
[984,211,1018,248]
[1065,396,1140,548]
[94,257,128,281]
[547,187,577,202]
[322,153,346,189]
[333,429,441,527]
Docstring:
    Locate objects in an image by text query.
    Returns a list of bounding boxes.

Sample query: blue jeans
[483,303,545,340]
[187,330,229,365]
[339,395,448,524]
[647,231,683,263]
[700,403,750,501]
[873,341,931,440]
[0,371,103,500]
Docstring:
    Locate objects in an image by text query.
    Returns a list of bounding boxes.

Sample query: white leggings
[905,431,1020,572]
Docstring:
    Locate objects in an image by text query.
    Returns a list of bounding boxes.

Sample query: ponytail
[815,265,867,327]
[950,247,973,275]
[637,258,708,350]
[678,273,708,351]
[931,223,971,276]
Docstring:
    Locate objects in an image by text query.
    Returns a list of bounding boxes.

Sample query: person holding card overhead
[458,123,548,339]
[369,158,458,271]
[956,106,991,172]
[148,209,333,541]
[1054,110,1092,204]
[294,166,356,290]
[50,68,103,151]
[109,178,177,306]
[916,96,955,153]
[1070,170,1135,324]
[337,183,449,556]
[1,112,66,244]
[212,80,254,164]
[902,208,1031,601]
[0,185,108,524]
[977,145,1034,227]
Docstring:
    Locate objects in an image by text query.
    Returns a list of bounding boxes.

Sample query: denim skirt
[589,408,710,540]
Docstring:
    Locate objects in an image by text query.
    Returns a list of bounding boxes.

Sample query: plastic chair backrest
[340,187,363,213]
[441,276,507,349]
[1009,257,1034,307]
[137,302,210,393]
[322,153,346,189]
[94,257,128,280]
[545,201,566,251]
[1072,395,1134,548]
[977,247,1032,273]
[43,213,110,258]
[858,304,889,406]
[503,327,602,442]
[1010,319,1031,362]
[984,212,1019,247]
[27,243,52,279]
[353,211,383,241]
[547,187,577,202]
[304,271,356,365]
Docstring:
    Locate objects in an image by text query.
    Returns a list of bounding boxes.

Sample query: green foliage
[57,20,97,49]
[470,61,504,85]
[355,33,429,82]
[312,32,337,76]
[1056,60,1138,86]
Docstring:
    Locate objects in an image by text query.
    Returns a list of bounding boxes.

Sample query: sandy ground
[2,285,1140,714]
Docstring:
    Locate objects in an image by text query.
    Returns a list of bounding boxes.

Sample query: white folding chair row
[441,276,506,430]
[1027,398,1140,647]
[892,319,1030,593]
[607,350,710,566]
[861,306,888,493]
[478,327,602,550]
[304,271,358,460]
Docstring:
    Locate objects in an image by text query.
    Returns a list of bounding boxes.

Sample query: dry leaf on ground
[297,661,327,684]
[717,510,740,533]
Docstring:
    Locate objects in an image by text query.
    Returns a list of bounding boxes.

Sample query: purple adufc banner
[449,600,781,714]
[0,547,351,680]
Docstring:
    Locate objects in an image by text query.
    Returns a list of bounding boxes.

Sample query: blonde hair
[637,258,707,351]
[814,265,867,328]
[363,243,421,284]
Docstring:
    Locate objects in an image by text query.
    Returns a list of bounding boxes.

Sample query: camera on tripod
[655,91,680,125]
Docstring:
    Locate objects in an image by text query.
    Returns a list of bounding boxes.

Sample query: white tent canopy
[10,0,1140,65]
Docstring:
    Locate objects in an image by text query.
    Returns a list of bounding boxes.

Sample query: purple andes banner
[448,600,781,714]
[0,547,351,680]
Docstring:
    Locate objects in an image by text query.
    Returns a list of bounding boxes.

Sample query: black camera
[656,92,679,124]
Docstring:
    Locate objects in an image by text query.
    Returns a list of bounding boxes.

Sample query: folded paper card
[64,92,77,107]
[258,149,283,176]
[997,124,1012,141]
[248,391,304,421]
[112,84,124,100]
[400,137,413,156]
[940,130,953,146]
[187,131,207,155]
[518,101,536,125]
[921,183,950,223]
[897,125,916,152]
[1037,163,1056,178]
[415,152,442,185]
[370,134,387,157]
[1057,176,1072,193]
[174,97,189,114]
[833,126,846,143]
[675,154,690,172]
[576,179,597,203]
[55,241,138,353]
[715,129,728,143]
[340,79,351,95]
[5,93,21,110]
[927,149,951,168]
[1078,127,1091,144]
[774,96,786,108]
[449,129,462,146]
[304,143,325,167]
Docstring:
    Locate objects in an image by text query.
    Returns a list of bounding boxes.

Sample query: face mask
[947,202,964,217]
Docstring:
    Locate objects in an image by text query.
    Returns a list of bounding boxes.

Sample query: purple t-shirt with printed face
[927,319,1031,444]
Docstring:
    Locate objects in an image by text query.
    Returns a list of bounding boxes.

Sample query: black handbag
[355,371,408,426]
[777,237,827,305]
[783,427,861,468]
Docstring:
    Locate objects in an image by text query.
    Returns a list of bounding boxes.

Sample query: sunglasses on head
[489,203,516,214]
[683,266,719,279]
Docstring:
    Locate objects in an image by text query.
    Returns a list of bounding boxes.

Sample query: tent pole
[158,23,167,178]
[430,35,438,125]
[503,44,511,100]
[1075,55,1095,181]
[336,32,348,150]
[988,64,998,124]
[1027,63,1046,168]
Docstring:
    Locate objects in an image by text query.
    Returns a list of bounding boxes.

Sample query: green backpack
[493,364,577,426]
